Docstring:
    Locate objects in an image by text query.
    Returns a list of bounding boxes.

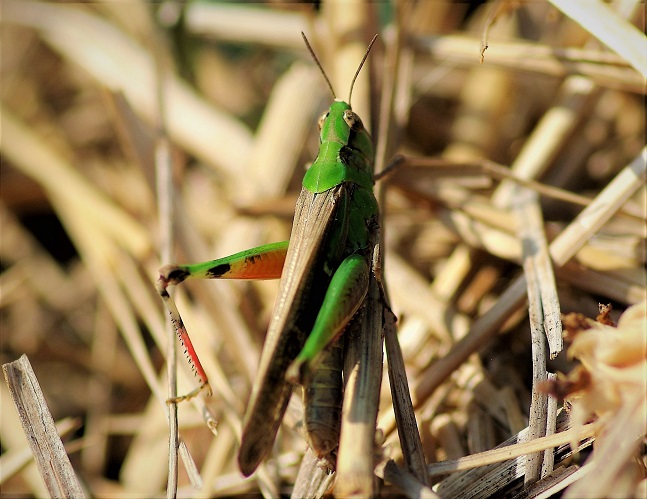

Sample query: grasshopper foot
[166,382,212,404]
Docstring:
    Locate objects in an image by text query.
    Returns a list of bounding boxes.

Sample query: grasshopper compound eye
[343,110,363,131]
[318,110,330,131]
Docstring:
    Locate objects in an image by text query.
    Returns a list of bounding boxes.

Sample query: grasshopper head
[318,100,365,134]
[303,99,374,193]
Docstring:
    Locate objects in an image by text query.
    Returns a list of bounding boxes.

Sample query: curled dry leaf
[544,302,647,497]
[595,302,616,327]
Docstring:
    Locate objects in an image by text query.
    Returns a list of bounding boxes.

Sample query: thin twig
[150,15,180,499]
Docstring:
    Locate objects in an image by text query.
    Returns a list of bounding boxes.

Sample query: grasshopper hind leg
[157,269,212,403]
[287,253,369,383]
[157,241,289,403]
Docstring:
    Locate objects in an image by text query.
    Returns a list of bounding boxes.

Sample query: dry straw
[1,1,645,498]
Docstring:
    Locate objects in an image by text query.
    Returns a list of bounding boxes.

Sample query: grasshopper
[157,33,387,477]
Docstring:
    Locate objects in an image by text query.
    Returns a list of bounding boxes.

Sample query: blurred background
[1,1,644,497]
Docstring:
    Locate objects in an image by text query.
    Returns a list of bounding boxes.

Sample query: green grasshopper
[157,33,385,477]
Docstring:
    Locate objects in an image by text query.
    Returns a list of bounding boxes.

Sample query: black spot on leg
[171,317,185,333]
[206,263,231,278]
[170,268,189,281]
[160,266,190,286]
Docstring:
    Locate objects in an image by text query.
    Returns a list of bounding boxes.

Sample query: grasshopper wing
[238,184,348,476]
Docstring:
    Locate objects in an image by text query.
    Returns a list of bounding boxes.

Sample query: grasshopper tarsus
[166,382,212,405]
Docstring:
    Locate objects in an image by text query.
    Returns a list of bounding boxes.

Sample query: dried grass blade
[4,2,253,178]
[429,420,598,479]
[548,0,647,77]
[292,448,335,498]
[335,275,384,496]
[2,355,86,498]
[384,312,429,485]
[550,147,647,266]
[415,138,646,411]
[380,460,439,498]
[513,188,553,484]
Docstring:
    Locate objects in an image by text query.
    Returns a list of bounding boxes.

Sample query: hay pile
[1,2,645,497]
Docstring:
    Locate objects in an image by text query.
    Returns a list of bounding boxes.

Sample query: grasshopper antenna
[348,34,378,106]
[301,32,336,100]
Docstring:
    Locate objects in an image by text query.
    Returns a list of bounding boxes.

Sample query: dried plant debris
[1,1,645,497]
[542,303,647,498]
